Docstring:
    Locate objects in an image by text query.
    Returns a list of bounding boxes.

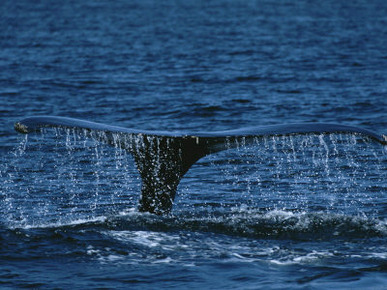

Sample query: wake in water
[1,209,385,275]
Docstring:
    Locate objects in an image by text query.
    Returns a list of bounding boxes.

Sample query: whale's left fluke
[14,116,386,214]
[14,116,218,214]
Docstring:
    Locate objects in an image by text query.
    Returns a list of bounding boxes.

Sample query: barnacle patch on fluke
[14,122,29,134]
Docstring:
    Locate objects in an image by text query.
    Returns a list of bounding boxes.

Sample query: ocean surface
[1,0,386,288]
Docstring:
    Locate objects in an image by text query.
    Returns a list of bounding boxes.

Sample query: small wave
[233,75,261,82]
[231,98,251,104]
[101,209,387,241]
[6,216,108,230]
[269,249,335,266]
[7,208,385,240]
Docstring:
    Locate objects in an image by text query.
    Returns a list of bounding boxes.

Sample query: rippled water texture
[1,0,386,288]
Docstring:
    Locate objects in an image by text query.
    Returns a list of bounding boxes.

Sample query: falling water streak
[267,137,282,209]
[318,134,337,208]
[318,134,330,175]
[111,133,124,209]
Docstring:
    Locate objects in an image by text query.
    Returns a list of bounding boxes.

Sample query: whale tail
[129,135,211,214]
[14,116,386,214]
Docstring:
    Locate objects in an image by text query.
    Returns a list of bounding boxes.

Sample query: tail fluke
[14,116,386,214]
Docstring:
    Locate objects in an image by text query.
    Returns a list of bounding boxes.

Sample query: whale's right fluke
[14,116,386,214]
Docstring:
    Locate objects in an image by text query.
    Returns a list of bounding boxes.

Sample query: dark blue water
[1,0,386,288]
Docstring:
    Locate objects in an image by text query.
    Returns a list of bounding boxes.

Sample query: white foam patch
[269,250,335,266]
[106,230,181,250]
